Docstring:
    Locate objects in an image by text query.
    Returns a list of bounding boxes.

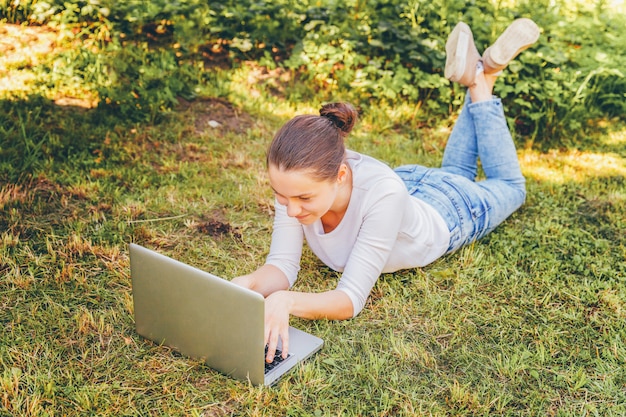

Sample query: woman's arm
[234,268,354,362]
[270,289,354,320]
[264,289,353,362]
[231,264,290,297]
[334,179,410,316]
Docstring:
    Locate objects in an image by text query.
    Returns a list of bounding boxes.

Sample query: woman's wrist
[231,274,253,289]
[272,290,295,315]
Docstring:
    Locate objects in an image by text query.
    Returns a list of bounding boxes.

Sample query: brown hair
[267,102,358,181]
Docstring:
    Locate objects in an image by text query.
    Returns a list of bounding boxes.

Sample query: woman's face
[268,164,340,225]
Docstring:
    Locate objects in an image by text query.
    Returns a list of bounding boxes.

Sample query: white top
[265,150,450,317]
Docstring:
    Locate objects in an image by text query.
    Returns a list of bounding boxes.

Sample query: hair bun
[319,102,358,136]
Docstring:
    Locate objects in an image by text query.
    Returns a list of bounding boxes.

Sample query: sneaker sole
[445,22,471,81]
[484,18,540,70]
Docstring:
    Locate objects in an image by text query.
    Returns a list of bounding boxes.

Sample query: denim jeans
[394,96,526,254]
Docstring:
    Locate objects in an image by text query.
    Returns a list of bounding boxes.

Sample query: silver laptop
[129,243,323,386]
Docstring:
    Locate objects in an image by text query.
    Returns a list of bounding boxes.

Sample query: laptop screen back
[130,243,266,384]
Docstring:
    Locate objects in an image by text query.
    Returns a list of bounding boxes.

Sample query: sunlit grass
[521,148,626,183]
[0,23,96,106]
[1,12,626,417]
[606,126,626,145]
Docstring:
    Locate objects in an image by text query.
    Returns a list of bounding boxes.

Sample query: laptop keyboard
[264,346,289,373]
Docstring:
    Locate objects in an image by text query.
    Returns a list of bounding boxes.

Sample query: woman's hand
[264,290,293,362]
[232,266,355,362]
[264,289,354,362]
[230,274,254,290]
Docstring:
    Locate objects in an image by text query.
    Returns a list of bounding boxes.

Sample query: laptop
[129,243,323,386]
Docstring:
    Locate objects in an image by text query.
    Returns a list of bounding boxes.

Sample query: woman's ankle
[468,69,496,102]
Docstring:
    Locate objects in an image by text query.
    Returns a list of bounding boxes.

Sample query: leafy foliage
[2,0,624,142]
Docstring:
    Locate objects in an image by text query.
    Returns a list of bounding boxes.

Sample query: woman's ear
[336,163,349,183]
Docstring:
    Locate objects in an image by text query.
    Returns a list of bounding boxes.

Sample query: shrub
[1,0,624,142]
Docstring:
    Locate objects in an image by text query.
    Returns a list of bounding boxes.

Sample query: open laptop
[129,243,323,386]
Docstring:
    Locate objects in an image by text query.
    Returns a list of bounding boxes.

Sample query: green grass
[1,23,626,417]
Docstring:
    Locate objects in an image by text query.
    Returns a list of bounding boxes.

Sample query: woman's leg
[440,18,538,186]
[466,76,527,238]
[439,46,500,181]
[470,73,526,188]
[439,93,479,180]
[440,68,502,180]
[427,56,527,250]
[396,21,535,253]
[439,24,482,181]
[469,71,525,188]
[441,47,525,201]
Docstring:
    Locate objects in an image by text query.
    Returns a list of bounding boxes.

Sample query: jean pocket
[393,165,430,193]
[440,176,491,220]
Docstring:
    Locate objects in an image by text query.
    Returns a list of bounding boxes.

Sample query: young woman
[233,19,540,363]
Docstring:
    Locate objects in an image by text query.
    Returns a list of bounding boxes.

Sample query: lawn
[1,15,625,417]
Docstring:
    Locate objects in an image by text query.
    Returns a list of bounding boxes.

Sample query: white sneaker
[444,22,482,87]
[482,18,540,74]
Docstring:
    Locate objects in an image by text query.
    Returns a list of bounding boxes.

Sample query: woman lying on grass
[233,18,540,363]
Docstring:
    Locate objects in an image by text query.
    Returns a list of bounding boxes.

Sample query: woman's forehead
[268,165,330,194]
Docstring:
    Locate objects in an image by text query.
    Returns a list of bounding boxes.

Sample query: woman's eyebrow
[271,187,313,198]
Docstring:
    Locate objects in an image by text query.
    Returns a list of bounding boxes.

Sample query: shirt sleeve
[264,199,304,287]
[335,179,409,317]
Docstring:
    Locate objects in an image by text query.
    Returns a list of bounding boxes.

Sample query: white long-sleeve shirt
[265,150,450,317]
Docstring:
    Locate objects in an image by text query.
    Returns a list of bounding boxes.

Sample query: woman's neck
[321,165,353,233]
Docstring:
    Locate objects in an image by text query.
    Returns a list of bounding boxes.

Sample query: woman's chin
[296,214,316,224]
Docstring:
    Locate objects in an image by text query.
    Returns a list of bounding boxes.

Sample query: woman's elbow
[328,290,356,320]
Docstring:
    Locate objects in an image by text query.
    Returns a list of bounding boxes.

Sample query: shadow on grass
[0,95,118,182]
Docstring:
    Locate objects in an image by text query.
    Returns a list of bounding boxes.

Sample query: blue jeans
[394,96,526,254]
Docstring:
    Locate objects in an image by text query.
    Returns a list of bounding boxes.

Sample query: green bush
[494,1,626,145]
[1,0,624,141]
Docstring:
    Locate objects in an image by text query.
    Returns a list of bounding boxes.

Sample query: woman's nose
[286,202,301,217]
